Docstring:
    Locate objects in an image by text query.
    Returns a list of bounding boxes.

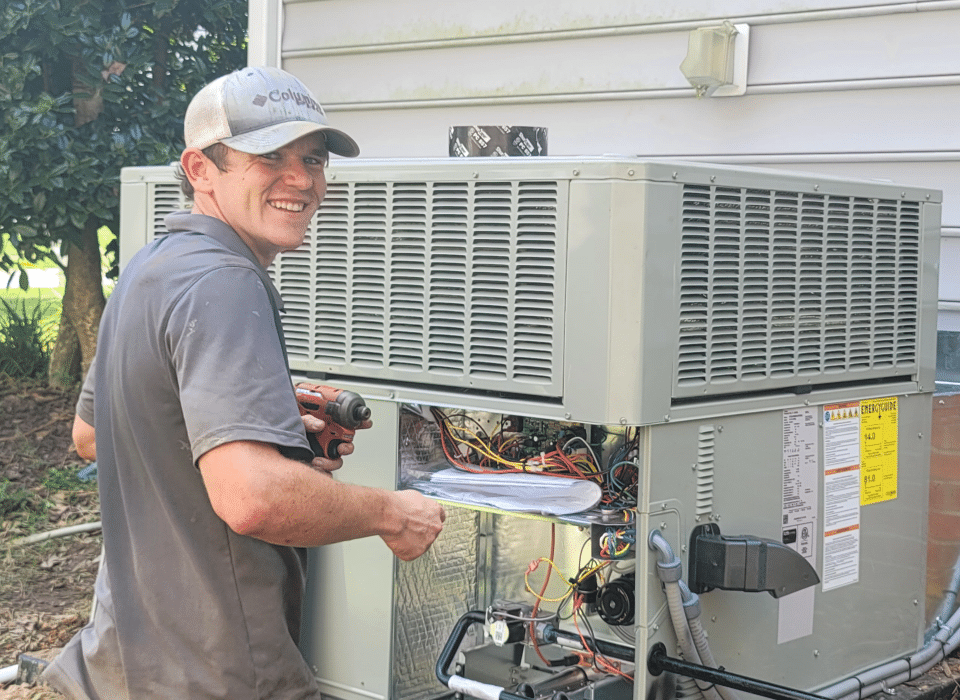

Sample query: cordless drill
[294,382,371,459]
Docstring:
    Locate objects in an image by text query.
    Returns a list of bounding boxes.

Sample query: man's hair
[175,143,230,198]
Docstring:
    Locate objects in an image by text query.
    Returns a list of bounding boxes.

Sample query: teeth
[270,201,305,212]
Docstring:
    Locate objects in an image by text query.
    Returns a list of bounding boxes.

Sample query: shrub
[0,295,51,379]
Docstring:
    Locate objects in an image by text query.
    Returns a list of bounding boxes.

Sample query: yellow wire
[524,558,575,603]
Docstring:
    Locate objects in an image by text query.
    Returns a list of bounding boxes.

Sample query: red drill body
[295,383,371,459]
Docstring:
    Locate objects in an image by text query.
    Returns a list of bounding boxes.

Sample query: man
[43,66,445,700]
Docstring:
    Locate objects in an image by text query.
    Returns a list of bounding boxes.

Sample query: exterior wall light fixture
[679,21,750,98]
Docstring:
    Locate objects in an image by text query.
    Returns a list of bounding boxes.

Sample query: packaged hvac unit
[120,158,941,700]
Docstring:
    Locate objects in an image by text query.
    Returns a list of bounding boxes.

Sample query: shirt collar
[164,210,285,312]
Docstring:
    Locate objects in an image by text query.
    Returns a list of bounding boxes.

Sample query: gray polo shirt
[44,212,320,700]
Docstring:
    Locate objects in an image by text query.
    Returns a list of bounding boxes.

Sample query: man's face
[207,133,328,266]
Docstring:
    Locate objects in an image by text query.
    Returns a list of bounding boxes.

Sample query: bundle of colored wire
[431,407,603,483]
[598,527,635,559]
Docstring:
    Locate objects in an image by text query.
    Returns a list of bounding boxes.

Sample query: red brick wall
[927,393,960,622]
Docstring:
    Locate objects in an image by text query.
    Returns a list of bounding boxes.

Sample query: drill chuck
[327,392,371,430]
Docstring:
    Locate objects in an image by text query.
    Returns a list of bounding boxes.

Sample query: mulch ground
[0,376,96,699]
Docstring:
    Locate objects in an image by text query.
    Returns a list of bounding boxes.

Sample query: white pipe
[12,521,102,546]
[0,663,18,684]
[649,531,724,700]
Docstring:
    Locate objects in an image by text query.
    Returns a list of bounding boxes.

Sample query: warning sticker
[822,402,860,591]
[860,397,898,506]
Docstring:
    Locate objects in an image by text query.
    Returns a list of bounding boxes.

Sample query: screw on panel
[660,522,667,530]
[710,176,716,182]
[814,650,819,658]
[620,418,628,425]
[914,599,919,606]
[672,172,678,179]
[573,169,580,176]
[564,412,571,419]
[472,172,479,179]
[814,185,820,191]
[651,624,659,632]
[628,169,635,176]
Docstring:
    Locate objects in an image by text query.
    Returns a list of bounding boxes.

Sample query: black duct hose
[436,611,485,686]
[647,644,830,700]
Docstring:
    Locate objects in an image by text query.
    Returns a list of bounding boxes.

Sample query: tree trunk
[49,222,105,388]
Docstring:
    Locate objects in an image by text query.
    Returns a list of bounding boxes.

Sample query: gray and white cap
[184,66,359,158]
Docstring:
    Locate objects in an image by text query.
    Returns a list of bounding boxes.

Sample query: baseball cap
[184,66,359,158]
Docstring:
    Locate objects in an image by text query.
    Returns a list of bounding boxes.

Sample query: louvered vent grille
[272,179,564,396]
[696,425,715,519]
[150,183,186,237]
[677,185,922,397]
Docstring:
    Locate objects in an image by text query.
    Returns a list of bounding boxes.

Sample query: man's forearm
[199,440,444,558]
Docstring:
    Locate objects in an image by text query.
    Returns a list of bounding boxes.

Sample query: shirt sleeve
[76,355,95,426]
[164,264,313,464]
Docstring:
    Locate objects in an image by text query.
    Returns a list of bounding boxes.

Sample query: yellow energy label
[860,397,898,506]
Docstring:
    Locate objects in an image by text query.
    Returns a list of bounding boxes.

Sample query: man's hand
[380,490,446,561]
[301,413,373,473]
[301,414,346,474]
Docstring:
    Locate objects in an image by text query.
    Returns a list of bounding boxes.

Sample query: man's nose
[283,159,314,188]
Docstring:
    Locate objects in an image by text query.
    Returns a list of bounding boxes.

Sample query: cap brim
[220,121,360,158]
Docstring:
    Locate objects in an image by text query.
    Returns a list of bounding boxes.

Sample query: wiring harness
[430,407,639,510]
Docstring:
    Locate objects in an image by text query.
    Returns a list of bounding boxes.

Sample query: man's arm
[198,440,445,561]
[73,414,96,461]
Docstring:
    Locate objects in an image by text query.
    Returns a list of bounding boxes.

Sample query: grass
[0,293,60,378]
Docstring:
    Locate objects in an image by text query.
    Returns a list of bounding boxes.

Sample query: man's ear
[181,148,217,195]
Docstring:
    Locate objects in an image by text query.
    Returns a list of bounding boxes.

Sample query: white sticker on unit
[822,402,861,592]
[779,407,819,643]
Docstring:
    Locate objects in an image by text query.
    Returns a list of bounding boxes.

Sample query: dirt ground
[0,376,96,699]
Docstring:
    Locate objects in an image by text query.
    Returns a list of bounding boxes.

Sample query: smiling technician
[44,66,445,700]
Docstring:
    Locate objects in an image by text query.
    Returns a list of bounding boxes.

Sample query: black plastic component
[688,524,819,598]
[596,574,635,626]
[573,571,599,606]
[648,643,831,700]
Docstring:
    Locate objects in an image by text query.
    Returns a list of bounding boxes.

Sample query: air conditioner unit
[120,158,942,700]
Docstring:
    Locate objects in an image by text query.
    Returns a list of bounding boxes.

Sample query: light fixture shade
[680,21,749,97]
